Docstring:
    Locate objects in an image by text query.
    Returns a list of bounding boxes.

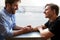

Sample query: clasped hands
[21,25,45,33]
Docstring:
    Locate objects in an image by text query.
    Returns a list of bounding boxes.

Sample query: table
[14,32,40,38]
[6,32,45,40]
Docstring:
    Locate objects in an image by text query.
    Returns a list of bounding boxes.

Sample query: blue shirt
[0,8,16,39]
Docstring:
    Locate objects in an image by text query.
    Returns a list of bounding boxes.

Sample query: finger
[27,25,31,27]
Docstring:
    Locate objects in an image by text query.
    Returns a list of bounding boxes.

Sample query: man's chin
[12,13,15,14]
[12,11,16,14]
[45,16,48,18]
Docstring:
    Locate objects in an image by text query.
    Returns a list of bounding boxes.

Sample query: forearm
[38,28,48,40]
[13,25,24,30]
[32,25,46,32]
[13,27,32,36]
[32,27,39,32]
[38,27,43,32]
[13,30,25,36]
[13,25,33,36]
[38,28,54,40]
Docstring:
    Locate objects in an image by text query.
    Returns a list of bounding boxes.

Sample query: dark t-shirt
[45,16,60,40]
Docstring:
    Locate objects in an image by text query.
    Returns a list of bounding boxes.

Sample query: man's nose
[15,6,18,10]
[43,11,46,14]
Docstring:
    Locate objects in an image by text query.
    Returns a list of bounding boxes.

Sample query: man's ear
[5,3,11,8]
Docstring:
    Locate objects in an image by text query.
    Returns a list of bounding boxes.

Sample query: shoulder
[55,16,60,23]
[44,21,49,27]
[0,9,5,16]
[57,16,60,20]
[0,8,7,18]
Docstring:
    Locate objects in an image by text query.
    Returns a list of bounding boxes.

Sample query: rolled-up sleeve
[0,14,13,37]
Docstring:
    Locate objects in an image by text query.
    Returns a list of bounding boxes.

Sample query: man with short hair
[33,3,60,40]
[0,0,32,40]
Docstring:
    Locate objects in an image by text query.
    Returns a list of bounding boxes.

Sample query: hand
[38,25,46,29]
[21,25,33,33]
[26,25,31,28]
[26,25,38,32]
[32,25,45,32]
[37,25,46,32]
[32,27,38,32]
[26,25,33,32]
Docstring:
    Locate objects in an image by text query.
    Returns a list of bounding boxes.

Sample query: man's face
[9,1,19,14]
[44,6,54,18]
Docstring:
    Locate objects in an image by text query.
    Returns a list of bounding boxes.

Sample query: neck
[49,15,58,22]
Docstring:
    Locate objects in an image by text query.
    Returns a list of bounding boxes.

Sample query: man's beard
[11,10,16,14]
[11,8,16,14]
[10,7,18,14]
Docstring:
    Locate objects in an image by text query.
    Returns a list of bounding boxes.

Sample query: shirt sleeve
[44,21,49,28]
[0,13,13,37]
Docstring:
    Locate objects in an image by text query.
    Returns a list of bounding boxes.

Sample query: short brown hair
[45,3,59,16]
[5,0,21,4]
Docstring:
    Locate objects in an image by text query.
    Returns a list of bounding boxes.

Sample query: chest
[3,14,15,28]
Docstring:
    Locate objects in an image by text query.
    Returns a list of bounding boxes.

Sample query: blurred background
[0,0,60,27]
